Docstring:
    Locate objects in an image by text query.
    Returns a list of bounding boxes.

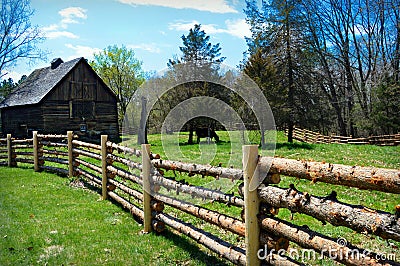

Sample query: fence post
[242,145,260,266]
[33,131,39,171]
[142,144,152,233]
[101,135,108,200]
[7,134,16,167]
[67,131,74,178]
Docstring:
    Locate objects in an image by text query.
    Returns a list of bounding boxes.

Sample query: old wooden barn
[0,57,119,141]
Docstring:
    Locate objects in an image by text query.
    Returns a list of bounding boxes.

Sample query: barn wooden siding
[0,58,119,142]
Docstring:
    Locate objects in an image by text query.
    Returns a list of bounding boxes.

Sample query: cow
[195,127,220,143]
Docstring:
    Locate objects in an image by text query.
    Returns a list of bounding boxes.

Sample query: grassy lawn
[1,130,399,265]
[0,166,229,266]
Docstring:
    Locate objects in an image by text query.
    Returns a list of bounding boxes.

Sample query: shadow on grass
[275,142,314,150]
[157,229,231,266]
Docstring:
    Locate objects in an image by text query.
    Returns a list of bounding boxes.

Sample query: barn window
[70,101,95,119]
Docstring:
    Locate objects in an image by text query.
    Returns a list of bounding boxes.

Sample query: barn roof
[0,57,83,108]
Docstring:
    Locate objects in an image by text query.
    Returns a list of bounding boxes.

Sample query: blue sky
[6,0,251,81]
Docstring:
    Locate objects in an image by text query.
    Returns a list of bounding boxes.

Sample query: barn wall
[1,105,44,137]
[42,60,119,141]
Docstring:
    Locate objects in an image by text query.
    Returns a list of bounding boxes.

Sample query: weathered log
[154,193,287,250]
[107,153,142,170]
[12,139,33,144]
[259,157,400,194]
[108,178,164,212]
[72,139,101,150]
[106,141,142,157]
[42,149,68,157]
[151,174,244,207]
[152,158,243,180]
[39,165,69,176]
[41,156,69,165]
[155,212,246,265]
[14,151,33,156]
[77,168,102,185]
[260,215,399,266]
[15,158,34,164]
[41,141,68,148]
[108,191,164,232]
[76,158,102,174]
[152,158,281,184]
[72,148,102,161]
[12,144,33,149]
[254,185,400,242]
[107,164,142,184]
[37,134,68,139]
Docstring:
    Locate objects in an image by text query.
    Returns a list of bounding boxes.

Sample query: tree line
[1,0,399,142]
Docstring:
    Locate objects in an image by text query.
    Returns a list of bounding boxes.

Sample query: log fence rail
[287,127,400,146]
[0,131,399,266]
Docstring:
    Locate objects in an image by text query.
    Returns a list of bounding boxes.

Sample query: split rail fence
[0,131,399,265]
[287,127,400,146]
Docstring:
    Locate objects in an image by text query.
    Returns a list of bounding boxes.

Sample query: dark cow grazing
[195,127,220,143]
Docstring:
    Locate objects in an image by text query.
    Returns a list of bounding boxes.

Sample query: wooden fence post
[67,131,74,178]
[33,131,39,171]
[242,145,260,266]
[7,134,16,167]
[101,135,108,200]
[142,144,152,233]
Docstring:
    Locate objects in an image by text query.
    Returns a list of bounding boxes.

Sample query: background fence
[0,131,399,265]
[287,127,400,146]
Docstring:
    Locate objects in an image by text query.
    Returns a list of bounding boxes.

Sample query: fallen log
[260,215,399,266]
[108,191,164,232]
[108,179,164,212]
[152,174,244,207]
[254,185,400,242]
[259,157,400,194]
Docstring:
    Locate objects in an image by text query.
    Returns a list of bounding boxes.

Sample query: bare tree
[0,0,46,78]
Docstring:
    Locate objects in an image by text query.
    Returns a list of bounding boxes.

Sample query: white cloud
[168,19,251,39]
[65,44,102,60]
[59,7,87,28]
[45,31,79,39]
[128,43,162,53]
[117,0,237,13]
[41,7,87,40]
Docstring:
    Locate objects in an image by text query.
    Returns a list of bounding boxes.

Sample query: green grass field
[1,131,399,265]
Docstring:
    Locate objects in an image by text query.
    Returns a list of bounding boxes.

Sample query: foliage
[243,0,400,137]
[90,45,145,125]
[0,0,46,78]
[155,24,227,144]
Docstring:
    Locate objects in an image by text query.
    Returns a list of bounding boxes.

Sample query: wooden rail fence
[0,132,399,265]
[287,127,400,146]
